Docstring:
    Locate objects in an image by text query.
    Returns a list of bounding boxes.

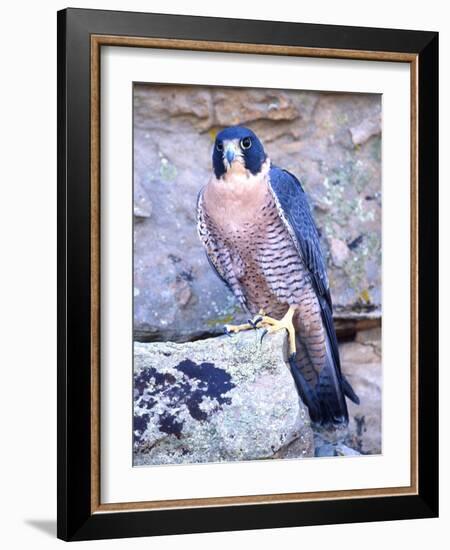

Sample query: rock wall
[133,84,381,342]
[343,327,382,455]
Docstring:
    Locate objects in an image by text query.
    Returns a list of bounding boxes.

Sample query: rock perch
[133,329,314,465]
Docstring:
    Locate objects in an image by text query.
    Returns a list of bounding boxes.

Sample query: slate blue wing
[268,166,330,304]
[268,166,359,424]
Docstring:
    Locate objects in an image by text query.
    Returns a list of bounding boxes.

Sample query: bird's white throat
[205,158,272,228]
[221,157,271,189]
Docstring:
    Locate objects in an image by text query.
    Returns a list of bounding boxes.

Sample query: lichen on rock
[133,330,314,465]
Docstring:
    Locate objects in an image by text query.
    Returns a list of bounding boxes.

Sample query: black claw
[259,328,269,344]
[249,315,263,329]
[224,326,232,337]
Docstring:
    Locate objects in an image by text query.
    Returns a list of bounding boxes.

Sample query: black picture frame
[57,7,438,541]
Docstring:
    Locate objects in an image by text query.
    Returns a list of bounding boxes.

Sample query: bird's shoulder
[269,165,305,195]
[268,165,313,229]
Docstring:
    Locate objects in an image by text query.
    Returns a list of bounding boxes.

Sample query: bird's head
[212,126,267,179]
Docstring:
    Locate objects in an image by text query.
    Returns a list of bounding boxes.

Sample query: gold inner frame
[90,35,419,514]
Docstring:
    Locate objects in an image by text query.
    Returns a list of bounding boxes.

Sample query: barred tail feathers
[288,330,357,426]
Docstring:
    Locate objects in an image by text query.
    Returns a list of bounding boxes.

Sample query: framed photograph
[57,8,438,541]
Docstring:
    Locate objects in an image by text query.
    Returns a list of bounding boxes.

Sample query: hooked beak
[224,145,235,165]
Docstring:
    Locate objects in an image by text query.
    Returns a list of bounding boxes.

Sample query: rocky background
[133,84,382,464]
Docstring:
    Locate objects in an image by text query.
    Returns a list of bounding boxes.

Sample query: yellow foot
[258,306,297,356]
[224,310,266,334]
[224,321,254,334]
[225,307,297,357]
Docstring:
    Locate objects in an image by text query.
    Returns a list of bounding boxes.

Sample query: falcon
[197,126,359,426]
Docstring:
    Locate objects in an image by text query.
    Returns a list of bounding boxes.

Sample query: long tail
[289,299,359,426]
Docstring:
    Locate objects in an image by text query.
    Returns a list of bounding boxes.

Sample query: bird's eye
[216,141,223,152]
[241,137,252,150]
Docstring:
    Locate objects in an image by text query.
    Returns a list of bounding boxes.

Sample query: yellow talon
[224,310,267,334]
[224,322,255,334]
[224,306,297,357]
[258,306,297,356]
